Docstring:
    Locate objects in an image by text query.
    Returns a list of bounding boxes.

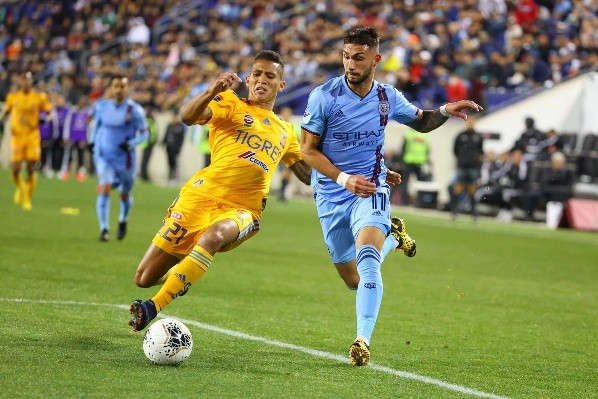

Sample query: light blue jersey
[301,76,419,202]
[91,98,148,169]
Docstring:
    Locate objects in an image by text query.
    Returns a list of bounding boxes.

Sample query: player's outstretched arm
[406,100,483,133]
[288,160,311,185]
[180,72,242,126]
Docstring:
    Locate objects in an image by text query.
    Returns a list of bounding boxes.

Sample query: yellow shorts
[152,194,261,258]
[11,135,41,163]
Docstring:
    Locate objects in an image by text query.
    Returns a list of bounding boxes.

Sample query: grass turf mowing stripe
[1,297,510,399]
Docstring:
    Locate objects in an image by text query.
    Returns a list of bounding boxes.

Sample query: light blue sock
[381,235,398,261]
[119,195,133,223]
[96,193,110,231]
[355,244,383,344]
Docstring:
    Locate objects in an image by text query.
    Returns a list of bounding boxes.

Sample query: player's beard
[346,65,374,86]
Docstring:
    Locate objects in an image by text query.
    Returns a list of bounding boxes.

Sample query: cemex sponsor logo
[364,282,377,289]
[237,151,269,172]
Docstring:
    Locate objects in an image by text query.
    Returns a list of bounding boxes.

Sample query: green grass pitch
[0,173,596,399]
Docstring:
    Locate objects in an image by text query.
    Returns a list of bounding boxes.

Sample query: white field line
[1,297,510,399]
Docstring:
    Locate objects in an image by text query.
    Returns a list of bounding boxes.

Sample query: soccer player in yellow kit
[2,72,52,211]
[129,50,312,331]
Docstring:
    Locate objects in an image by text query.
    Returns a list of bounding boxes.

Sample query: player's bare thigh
[134,243,181,287]
[196,218,241,255]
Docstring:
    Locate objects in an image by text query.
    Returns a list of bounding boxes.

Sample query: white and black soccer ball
[142,318,193,365]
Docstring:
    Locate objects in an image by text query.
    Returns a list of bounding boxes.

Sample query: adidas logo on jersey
[333,109,345,119]
[372,210,383,216]
[262,118,271,125]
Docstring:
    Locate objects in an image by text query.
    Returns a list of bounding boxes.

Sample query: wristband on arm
[336,172,350,188]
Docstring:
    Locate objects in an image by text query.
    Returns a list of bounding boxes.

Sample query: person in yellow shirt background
[1,72,52,211]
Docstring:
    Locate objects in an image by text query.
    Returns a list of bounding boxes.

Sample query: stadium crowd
[1,0,596,113]
[1,0,596,222]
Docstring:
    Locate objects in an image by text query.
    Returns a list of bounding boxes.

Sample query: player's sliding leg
[130,211,255,332]
[129,249,211,332]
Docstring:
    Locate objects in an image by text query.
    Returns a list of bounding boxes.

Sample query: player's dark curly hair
[344,26,380,50]
[253,50,284,70]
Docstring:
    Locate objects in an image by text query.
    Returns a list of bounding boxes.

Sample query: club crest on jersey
[243,114,254,127]
[378,100,390,116]
[279,131,287,148]
[237,151,269,172]
[302,110,311,124]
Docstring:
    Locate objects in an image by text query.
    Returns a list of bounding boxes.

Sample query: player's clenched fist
[212,72,242,93]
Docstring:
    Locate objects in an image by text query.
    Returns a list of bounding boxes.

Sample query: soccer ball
[142,318,193,365]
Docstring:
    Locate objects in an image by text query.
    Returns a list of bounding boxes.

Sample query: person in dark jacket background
[450,116,484,220]
[163,113,186,184]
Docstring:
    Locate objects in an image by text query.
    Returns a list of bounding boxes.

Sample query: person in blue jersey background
[300,26,482,366]
[89,75,149,242]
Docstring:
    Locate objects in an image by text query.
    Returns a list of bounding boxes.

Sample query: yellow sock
[155,268,174,286]
[25,172,37,200]
[12,174,24,205]
[151,246,213,312]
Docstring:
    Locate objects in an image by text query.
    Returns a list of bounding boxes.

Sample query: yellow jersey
[5,90,52,138]
[181,90,302,213]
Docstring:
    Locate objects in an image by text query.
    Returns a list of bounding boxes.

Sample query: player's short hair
[344,27,380,50]
[253,50,284,70]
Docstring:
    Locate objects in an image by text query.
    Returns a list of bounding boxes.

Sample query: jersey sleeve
[207,90,237,126]
[281,121,302,167]
[300,86,327,136]
[390,87,419,124]
[128,104,149,146]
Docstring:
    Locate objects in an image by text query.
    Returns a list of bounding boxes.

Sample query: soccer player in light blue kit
[90,75,149,242]
[300,27,482,366]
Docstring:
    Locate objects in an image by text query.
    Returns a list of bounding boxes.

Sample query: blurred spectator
[127,17,151,45]
[398,129,432,205]
[59,97,91,182]
[162,113,186,184]
[541,151,575,203]
[139,108,158,182]
[512,116,547,161]
[450,116,484,220]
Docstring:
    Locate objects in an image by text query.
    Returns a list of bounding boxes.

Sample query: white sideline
[1,297,509,399]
